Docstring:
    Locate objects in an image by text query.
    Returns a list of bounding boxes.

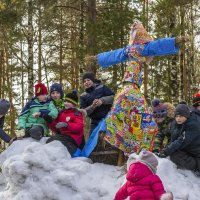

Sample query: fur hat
[64,90,78,106]
[34,83,48,97]
[193,93,200,108]
[138,150,158,174]
[50,83,64,99]
[175,103,190,118]
[82,72,95,83]
[0,99,10,115]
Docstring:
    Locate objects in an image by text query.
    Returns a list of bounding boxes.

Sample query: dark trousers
[89,119,100,136]
[46,134,78,156]
[170,150,200,171]
[25,126,44,140]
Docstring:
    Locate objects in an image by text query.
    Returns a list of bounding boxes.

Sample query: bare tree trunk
[38,2,42,82]
[180,6,187,101]
[20,41,25,107]
[143,0,149,101]
[59,8,63,83]
[86,0,96,73]
[27,0,34,98]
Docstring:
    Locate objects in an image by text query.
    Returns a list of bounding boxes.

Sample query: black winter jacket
[80,81,114,122]
[164,112,200,157]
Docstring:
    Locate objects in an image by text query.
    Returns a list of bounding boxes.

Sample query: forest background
[0,0,199,149]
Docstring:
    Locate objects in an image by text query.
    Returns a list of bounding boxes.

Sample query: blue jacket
[80,81,114,122]
[0,116,11,143]
[164,112,200,157]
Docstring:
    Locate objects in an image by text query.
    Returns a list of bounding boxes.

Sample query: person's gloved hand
[43,114,53,123]
[158,150,167,158]
[16,129,25,137]
[152,150,160,156]
[56,122,68,129]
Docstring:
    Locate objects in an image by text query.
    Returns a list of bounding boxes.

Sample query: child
[151,99,175,154]
[159,103,200,175]
[46,91,84,156]
[191,93,200,123]
[114,150,173,200]
[50,83,65,111]
[0,99,12,144]
[17,82,58,140]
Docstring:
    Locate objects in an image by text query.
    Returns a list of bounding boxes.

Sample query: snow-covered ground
[0,138,199,200]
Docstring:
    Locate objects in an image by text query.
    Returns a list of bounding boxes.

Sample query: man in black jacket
[80,72,115,135]
[159,103,200,175]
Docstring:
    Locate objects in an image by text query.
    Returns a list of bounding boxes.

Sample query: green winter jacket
[18,98,58,136]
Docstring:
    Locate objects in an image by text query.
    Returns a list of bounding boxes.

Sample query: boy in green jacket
[17,82,58,140]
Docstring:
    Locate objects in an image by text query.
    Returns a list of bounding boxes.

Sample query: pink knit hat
[138,150,158,173]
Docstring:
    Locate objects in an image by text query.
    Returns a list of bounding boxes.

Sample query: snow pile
[0,139,124,200]
[0,138,199,200]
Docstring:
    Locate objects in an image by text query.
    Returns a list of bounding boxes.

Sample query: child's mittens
[158,150,167,158]
[43,114,53,123]
[17,129,25,137]
[56,122,68,129]
[160,192,173,200]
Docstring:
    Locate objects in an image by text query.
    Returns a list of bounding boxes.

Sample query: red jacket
[48,108,84,146]
[114,162,165,200]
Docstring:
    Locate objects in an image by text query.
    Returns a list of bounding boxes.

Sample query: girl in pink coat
[114,150,173,200]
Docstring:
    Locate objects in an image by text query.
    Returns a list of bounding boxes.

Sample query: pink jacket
[114,162,165,200]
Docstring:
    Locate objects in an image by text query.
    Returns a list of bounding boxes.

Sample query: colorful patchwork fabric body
[104,61,157,155]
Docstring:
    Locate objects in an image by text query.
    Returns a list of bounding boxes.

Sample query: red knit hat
[34,83,48,97]
[193,93,200,108]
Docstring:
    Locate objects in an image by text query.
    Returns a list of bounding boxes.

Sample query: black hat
[64,90,78,106]
[50,83,64,99]
[175,103,190,118]
[82,72,95,83]
[0,99,10,115]
[193,93,200,108]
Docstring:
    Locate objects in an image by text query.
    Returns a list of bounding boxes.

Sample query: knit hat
[175,103,190,118]
[50,83,64,99]
[0,99,10,115]
[82,72,95,83]
[138,150,158,173]
[64,90,78,106]
[193,93,200,108]
[151,98,167,122]
[34,82,48,97]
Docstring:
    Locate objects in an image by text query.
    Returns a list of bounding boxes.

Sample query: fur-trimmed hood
[163,102,175,118]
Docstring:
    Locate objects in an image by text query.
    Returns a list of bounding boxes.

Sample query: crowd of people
[0,20,199,199]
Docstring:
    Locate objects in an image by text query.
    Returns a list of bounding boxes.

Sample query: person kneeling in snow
[114,150,173,200]
[158,103,200,176]
[46,91,84,156]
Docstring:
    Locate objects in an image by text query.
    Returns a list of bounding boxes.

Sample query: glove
[39,109,50,117]
[158,150,167,158]
[43,114,53,123]
[152,150,160,156]
[56,122,68,129]
[16,129,25,137]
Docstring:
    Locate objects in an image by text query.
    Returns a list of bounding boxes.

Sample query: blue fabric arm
[141,38,179,57]
[97,47,130,68]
